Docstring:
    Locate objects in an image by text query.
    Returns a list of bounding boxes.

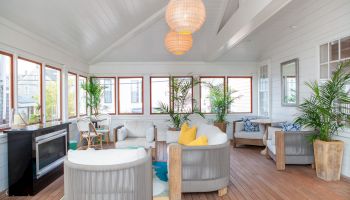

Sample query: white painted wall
[259,0,350,177]
[88,62,259,141]
[0,17,90,193]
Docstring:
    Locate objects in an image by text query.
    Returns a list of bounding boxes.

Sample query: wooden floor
[1,142,350,200]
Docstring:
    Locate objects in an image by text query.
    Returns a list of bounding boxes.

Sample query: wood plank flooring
[1,142,350,200]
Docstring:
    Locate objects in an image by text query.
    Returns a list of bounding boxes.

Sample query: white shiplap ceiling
[0,0,301,63]
[0,0,168,60]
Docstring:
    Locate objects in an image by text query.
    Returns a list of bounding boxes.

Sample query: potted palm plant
[206,83,237,133]
[157,77,204,130]
[81,77,104,116]
[295,61,350,181]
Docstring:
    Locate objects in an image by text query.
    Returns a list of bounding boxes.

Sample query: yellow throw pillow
[187,135,208,146]
[178,123,197,145]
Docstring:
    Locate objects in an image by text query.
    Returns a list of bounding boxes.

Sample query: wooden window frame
[171,76,194,114]
[199,76,226,114]
[118,77,144,115]
[78,75,88,116]
[0,51,14,129]
[18,57,43,123]
[150,76,171,115]
[93,77,116,115]
[45,65,62,122]
[68,72,78,118]
[227,76,253,114]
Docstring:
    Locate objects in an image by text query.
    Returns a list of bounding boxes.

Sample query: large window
[17,58,42,124]
[0,52,12,127]
[320,36,350,79]
[150,77,170,114]
[172,77,193,113]
[200,77,225,113]
[227,77,252,113]
[118,77,143,114]
[79,76,87,116]
[259,65,269,117]
[67,72,77,118]
[45,66,61,121]
[95,77,116,114]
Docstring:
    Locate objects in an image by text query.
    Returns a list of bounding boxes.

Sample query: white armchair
[233,120,266,147]
[114,121,157,159]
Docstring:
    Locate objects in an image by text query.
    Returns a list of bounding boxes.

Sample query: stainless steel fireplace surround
[35,129,67,179]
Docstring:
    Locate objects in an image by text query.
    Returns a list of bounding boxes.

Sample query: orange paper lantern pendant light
[164,31,193,55]
[166,0,206,35]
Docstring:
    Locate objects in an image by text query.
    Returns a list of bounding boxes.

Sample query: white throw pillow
[117,127,128,141]
[146,127,154,142]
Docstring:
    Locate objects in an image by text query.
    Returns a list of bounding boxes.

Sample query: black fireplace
[5,122,70,196]
[35,129,67,179]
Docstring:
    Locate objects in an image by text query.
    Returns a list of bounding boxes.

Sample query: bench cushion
[235,131,264,139]
[68,148,146,165]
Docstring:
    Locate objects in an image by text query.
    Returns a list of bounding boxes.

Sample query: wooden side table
[250,119,279,155]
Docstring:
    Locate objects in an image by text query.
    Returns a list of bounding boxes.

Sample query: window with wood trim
[67,72,77,118]
[79,76,87,116]
[150,77,170,114]
[172,77,193,113]
[17,58,42,124]
[94,77,116,114]
[118,77,143,114]
[200,77,225,113]
[0,52,12,127]
[45,66,61,121]
[227,77,252,113]
[320,36,350,79]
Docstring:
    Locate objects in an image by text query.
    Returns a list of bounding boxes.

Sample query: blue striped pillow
[242,118,260,132]
[281,122,301,132]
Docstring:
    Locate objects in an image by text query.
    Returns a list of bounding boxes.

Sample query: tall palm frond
[295,61,350,141]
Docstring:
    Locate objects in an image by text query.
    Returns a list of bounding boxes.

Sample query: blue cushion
[153,161,168,182]
[242,118,260,132]
[281,122,301,132]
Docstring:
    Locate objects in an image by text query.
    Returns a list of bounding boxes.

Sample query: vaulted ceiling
[0,0,297,64]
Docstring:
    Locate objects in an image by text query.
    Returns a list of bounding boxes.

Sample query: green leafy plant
[295,61,350,141]
[206,83,237,123]
[29,102,41,124]
[157,77,204,129]
[81,77,104,115]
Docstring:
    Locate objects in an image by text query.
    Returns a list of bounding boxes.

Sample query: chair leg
[106,132,110,144]
[218,187,227,196]
[78,135,83,148]
[311,162,315,169]
[87,137,91,149]
[100,136,103,149]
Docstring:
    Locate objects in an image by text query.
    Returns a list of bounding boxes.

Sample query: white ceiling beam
[212,0,230,34]
[206,0,292,61]
[89,6,166,64]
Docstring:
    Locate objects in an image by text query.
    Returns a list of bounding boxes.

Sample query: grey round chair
[64,150,152,200]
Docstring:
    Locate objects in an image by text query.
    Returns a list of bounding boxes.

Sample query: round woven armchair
[64,150,152,200]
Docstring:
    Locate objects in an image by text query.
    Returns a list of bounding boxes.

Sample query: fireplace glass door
[36,129,67,178]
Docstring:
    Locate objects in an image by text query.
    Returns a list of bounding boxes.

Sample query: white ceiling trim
[89,6,167,64]
[206,0,292,61]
